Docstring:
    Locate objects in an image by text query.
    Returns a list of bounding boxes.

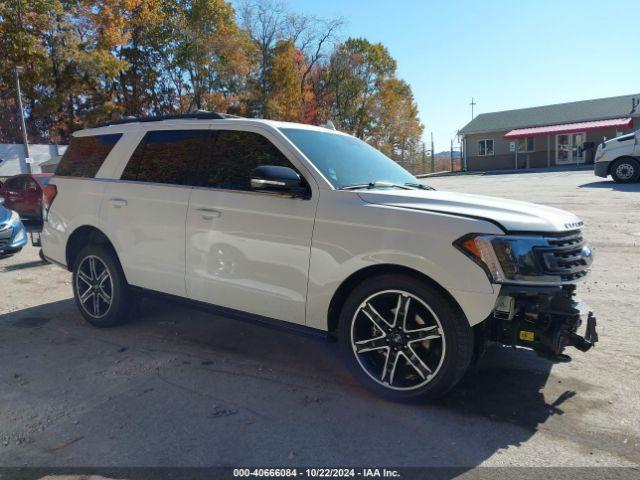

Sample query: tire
[610,158,640,183]
[338,274,474,402]
[71,244,131,327]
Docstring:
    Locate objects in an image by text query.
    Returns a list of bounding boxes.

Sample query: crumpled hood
[357,189,583,233]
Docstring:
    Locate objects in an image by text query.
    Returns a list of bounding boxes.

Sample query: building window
[517,136,535,152]
[478,139,494,156]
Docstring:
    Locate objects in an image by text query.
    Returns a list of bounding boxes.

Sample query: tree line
[0,0,429,170]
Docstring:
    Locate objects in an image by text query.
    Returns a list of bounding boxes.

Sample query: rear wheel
[338,274,474,401]
[610,158,640,183]
[72,244,131,327]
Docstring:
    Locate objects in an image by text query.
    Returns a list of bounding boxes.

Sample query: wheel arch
[65,225,123,275]
[326,264,466,335]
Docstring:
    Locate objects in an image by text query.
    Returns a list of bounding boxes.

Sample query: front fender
[305,195,502,330]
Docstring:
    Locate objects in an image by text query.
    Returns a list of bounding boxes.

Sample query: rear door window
[201,130,295,191]
[121,130,208,186]
[56,134,122,177]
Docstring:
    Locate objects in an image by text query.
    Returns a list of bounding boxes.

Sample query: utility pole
[430,132,435,173]
[450,138,454,172]
[15,0,31,173]
[470,97,477,120]
[15,66,31,174]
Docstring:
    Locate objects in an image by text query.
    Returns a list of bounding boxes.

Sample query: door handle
[196,208,221,219]
[109,198,128,208]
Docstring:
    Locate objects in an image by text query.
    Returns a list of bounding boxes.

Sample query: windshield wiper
[339,181,415,191]
[404,182,435,190]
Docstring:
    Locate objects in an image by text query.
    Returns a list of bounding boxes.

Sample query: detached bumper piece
[491,285,598,360]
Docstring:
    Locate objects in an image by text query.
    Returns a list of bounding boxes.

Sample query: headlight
[9,210,20,225]
[12,226,26,244]
[454,234,560,284]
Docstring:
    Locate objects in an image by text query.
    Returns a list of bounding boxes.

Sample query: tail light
[42,184,57,220]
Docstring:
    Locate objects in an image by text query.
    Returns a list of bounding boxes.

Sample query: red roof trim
[504,117,633,139]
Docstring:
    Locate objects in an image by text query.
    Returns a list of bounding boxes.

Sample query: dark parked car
[0,199,28,256]
[0,173,53,221]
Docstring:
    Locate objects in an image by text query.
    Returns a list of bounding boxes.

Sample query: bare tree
[239,0,343,115]
[296,16,343,95]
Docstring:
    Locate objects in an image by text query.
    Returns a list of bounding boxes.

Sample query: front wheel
[72,244,131,327]
[610,158,640,183]
[338,274,474,401]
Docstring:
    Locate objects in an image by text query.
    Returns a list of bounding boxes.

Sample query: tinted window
[121,130,208,186]
[281,128,416,189]
[202,130,294,191]
[56,134,122,177]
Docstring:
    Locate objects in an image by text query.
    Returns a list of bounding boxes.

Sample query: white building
[0,144,67,177]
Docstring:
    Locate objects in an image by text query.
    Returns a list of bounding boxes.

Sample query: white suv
[42,112,598,401]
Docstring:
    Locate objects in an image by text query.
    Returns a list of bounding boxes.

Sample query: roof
[95,111,236,127]
[77,115,344,137]
[504,117,634,139]
[460,93,640,135]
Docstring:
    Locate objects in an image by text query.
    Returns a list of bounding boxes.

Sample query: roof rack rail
[95,110,242,127]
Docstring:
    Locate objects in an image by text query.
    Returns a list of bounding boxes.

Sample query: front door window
[572,133,585,163]
[557,135,569,163]
[556,132,586,165]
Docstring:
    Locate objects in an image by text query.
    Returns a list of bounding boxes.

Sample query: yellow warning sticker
[519,331,535,342]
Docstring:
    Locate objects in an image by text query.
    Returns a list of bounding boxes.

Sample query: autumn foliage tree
[1,0,428,171]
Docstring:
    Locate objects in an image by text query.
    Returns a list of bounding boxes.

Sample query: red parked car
[0,173,54,222]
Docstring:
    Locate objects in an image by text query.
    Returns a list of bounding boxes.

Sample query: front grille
[537,230,592,283]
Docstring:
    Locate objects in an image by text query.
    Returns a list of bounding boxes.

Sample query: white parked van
[41,112,598,401]
[594,130,640,182]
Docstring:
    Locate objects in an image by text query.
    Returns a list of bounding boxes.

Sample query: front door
[185,128,318,325]
[556,132,586,165]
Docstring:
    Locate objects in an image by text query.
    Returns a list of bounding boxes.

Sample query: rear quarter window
[56,134,122,178]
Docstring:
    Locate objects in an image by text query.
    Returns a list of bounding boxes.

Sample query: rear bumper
[594,161,609,178]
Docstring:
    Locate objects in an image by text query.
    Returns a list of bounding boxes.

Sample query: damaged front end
[490,285,598,360]
[456,229,597,361]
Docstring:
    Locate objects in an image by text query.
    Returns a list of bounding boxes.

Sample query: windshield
[281,128,418,189]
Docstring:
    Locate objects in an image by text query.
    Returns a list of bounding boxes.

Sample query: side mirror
[250,165,309,198]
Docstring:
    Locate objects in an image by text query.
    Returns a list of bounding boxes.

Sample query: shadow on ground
[0,296,577,467]
[578,181,640,191]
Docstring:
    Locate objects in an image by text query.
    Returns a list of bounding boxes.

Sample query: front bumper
[489,285,598,359]
[0,222,28,253]
[594,161,609,178]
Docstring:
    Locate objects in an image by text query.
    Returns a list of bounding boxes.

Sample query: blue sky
[235,0,639,151]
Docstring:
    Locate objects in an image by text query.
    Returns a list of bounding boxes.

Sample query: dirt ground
[0,170,638,470]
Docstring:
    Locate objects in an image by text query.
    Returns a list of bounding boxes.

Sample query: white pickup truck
[594,129,640,182]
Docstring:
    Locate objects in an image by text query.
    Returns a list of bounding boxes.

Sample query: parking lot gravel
[0,170,638,469]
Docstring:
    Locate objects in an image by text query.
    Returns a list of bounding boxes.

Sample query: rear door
[185,127,318,325]
[101,129,208,297]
